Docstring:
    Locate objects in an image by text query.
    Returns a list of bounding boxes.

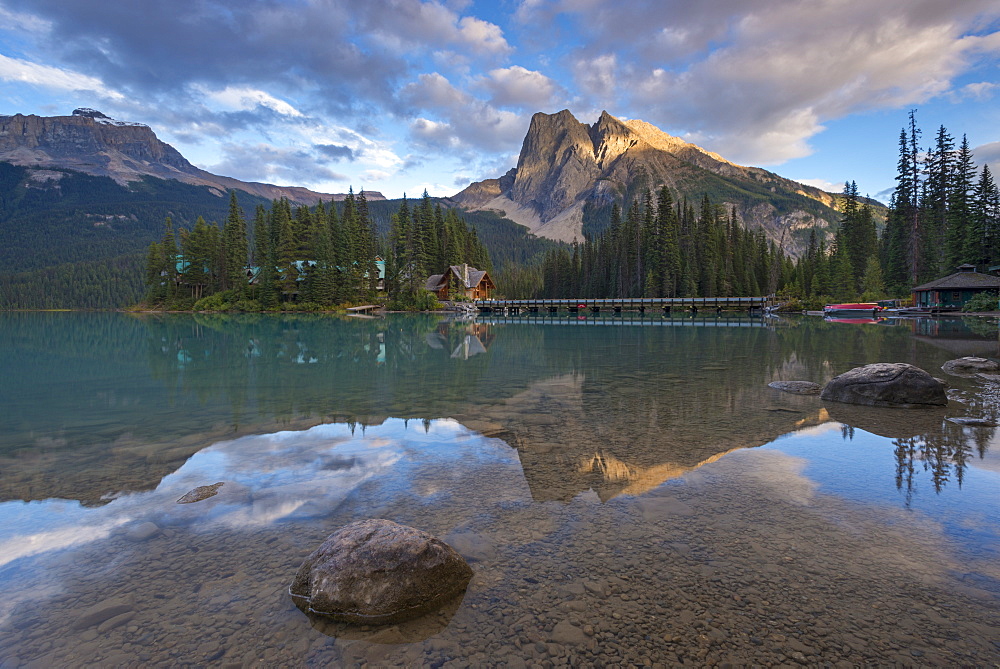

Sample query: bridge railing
[475,296,775,312]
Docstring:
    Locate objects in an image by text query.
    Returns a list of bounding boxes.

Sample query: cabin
[911,264,1000,310]
[425,264,495,300]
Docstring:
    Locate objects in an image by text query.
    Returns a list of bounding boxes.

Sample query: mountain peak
[453,109,840,254]
[0,110,383,205]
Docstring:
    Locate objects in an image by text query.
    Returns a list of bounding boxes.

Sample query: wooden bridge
[476,313,776,328]
[476,296,776,314]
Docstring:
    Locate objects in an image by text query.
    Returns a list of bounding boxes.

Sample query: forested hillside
[0,164,559,309]
[0,163,270,273]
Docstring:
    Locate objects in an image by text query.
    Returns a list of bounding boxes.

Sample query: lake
[1,311,998,667]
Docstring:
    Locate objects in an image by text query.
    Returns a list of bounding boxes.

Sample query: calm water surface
[1,311,999,667]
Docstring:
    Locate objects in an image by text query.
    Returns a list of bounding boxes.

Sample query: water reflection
[2,313,1000,665]
[1,312,998,507]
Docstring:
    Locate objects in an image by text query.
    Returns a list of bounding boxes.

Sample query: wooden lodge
[425,264,495,301]
[911,264,1000,311]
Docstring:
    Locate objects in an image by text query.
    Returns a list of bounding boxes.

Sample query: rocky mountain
[0,109,383,204]
[453,110,845,257]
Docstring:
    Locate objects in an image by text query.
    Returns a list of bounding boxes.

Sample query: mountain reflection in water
[0,312,997,506]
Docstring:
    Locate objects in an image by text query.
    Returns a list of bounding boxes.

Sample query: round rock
[820,362,947,408]
[941,357,1000,376]
[289,519,473,625]
[768,381,821,395]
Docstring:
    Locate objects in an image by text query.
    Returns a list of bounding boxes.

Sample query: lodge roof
[425,265,493,292]
[912,268,1000,292]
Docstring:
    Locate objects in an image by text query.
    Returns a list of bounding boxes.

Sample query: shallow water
[1,311,999,667]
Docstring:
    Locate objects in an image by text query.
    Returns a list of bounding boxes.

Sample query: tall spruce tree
[222,190,248,297]
[945,135,975,269]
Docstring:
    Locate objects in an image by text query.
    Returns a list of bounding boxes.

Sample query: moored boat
[822,302,883,316]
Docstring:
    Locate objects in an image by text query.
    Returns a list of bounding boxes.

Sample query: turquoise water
[1,312,998,666]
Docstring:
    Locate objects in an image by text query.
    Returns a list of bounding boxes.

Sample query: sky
[1,0,999,202]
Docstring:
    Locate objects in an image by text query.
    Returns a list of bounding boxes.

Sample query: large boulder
[942,357,1000,376]
[289,519,473,625]
[820,363,948,408]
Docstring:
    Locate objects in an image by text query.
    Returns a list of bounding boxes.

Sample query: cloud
[200,86,303,118]
[0,53,122,99]
[315,144,356,161]
[404,72,530,153]
[480,66,563,108]
[573,53,619,100]
[953,82,999,102]
[974,141,1000,175]
[2,0,508,122]
[795,178,847,193]
[206,143,350,187]
[518,0,1000,165]
[0,4,50,33]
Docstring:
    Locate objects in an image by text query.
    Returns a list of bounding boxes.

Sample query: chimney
[462,263,469,286]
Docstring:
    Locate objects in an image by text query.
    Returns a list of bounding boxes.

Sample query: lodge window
[952,292,961,301]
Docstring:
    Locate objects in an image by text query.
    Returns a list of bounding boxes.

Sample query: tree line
[143,189,491,310]
[881,111,1000,292]
[536,188,789,299]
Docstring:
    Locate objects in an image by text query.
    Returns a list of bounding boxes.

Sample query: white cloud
[573,53,618,99]
[0,54,123,100]
[360,169,392,181]
[200,85,303,117]
[403,72,468,109]
[974,141,1000,175]
[366,0,510,57]
[403,72,531,153]
[0,5,51,33]
[795,178,847,193]
[481,66,563,108]
[953,81,999,102]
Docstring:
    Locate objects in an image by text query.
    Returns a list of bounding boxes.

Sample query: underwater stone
[176,482,225,504]
[941,357,1000,376]
[289,519,473,625]
[767,381,821,395]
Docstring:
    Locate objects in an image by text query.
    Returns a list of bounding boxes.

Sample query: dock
[476,296,775,314]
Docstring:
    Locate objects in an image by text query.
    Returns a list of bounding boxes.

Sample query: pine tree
[968,164,1000,269]
[222,190,248,297]
[945,136,975,269]
[922,125,955,276]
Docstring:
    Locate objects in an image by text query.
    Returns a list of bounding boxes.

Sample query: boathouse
[911,264,1000,310]
[425,264,495,300]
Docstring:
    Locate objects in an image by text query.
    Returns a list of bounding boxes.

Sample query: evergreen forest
[880,112,1000,292]
[143,189,494,311]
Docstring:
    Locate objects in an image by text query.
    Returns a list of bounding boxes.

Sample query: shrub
[193,293,230,311]
[962,291,999,312]
[232,299,261,312]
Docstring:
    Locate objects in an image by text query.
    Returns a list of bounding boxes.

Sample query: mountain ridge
[0,109,384,205]
[453,110,844,256]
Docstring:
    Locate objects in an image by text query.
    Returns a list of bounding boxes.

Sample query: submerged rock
[942,357,1000,376]
[947,417,998,427]
[289,519,473,625]
[768,381,821,395]
[176,482,225,504]
[820,363,947,408]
